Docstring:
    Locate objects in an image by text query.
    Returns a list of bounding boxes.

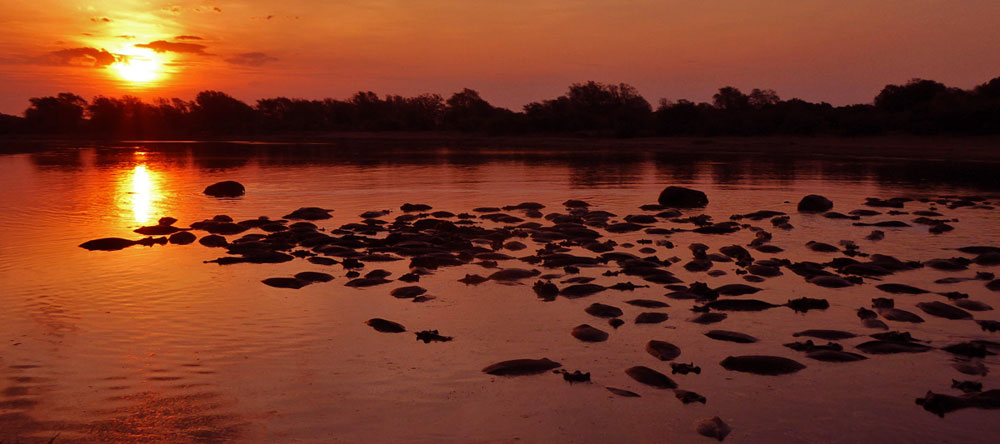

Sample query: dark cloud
[90,17,111,23]
[117,35,135,39]
[135,40,208,54]
[214,7,222,13]
[175,35,203,40]
[225,52,278,66]
[45,47,118,67]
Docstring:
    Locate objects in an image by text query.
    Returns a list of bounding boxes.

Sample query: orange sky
[1,0,999,114]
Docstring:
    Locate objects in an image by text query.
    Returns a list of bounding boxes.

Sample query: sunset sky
[1,0,999,114]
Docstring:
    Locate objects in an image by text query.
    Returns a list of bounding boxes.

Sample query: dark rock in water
[345,277,391,287]
[572,324,609,342]
[203,180,245,197]
[916,301,972,320]
[856,340,931,354]
[793,329,857,340]
[488,268,541,281]
[134,224,180,235]
[198,234,228,248]
[608,318,625,329]
[705,330,758,343]
[806,241,839,253]
[878,308,924,323]
[366,318,406,333]
[294,272,333,283]
[532,281,559,301]
[657,186,708,208]
[561,284,607,298]
[954,299,994,311]
[646,340,682,361]
[626,366,677,389]
[283,207,333,220]
[689,312,727,324]
[876,283,928,294]
[458,274,489,285]
[786,297,829,313]
[626,299,670,308]
[415,330,452,343]
[720,355,806,375]
[714,284,762,296]
[805,350,867,362]
[168,231,196,245]
[675,389,707,404]
[696,416,731,442]
[916,390,1000,417]
[635,312,669,324]
[807,275,853,288]
[606,387,641,397]
[671,362,701,375]
[390,286,427,299]
[483,358,561,376]
[705,299,778,312]
[262,277,308,289]
[80,237,136,251]
[798,194,833,212]
[953,380,984,393]
[585,303,623,318]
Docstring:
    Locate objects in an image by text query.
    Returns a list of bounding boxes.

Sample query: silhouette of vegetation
[1,77,999,139]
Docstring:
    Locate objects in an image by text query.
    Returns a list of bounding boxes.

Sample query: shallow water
[1,141,999,443]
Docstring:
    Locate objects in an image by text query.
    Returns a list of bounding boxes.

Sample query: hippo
[805,350,868,362]
[415,330,452,343]
[856,340,931,354]
[571,324,609,342]
[482,358,561,376]
[198,234,228,248]
[294,272,333,283]
[283,207,333,220]
[560,284,606,298]
[80,237,137,251]
[458,274,489,285]
[797,194,833,212]
[635,312,669,324]
[585,303,623,318]
[705,299,778,312]
[671,362,701,375]
[487,268,541,281]
[876,283,928,294]
[134,224,180,235]
[916,301,972,320]
[657,186,708,208]
[168,231,197,245]
[786,297,829,313]
[689,312,728,324]
[366,318,405,333]
[556,369,590,383]
[877,308,924,323]
[345,277,391,287]
[646,340,682,361]
[261,277,308,289]
[203,180,245,197]
[390,286,427,299]
[714,284,762,296]
[720,355,806,375]
[532,281,559,301]
[793,330,857,340]
[807,275,853,288]
[916,390,1000,417]
[626,366,677,389]
[705,330,758,343]
[675,389,706,404]
[400,203,432,212]
[626,299,670,308]
[606,387,641,397]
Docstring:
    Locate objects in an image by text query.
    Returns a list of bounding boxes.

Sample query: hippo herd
[79,182,1000,440]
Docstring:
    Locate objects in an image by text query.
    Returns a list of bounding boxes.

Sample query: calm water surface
[1,141,999,443]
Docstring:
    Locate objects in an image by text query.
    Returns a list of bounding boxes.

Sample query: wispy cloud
[135,40,208,54]
[225,52,278,66]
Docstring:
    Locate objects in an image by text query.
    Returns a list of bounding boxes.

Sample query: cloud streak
[225,52,278,66]
[135,40,208,54]
[44,47,118,67]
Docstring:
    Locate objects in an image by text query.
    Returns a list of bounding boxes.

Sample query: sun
[111,48,163,84]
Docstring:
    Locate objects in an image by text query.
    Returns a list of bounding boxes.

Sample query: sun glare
[111,48,163,84]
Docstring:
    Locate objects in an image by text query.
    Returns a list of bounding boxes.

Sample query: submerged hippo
[646,340,682,361]
[626,366,677,389]
[482,358,562,376]
[571,324,609,342]
[720,355,806,375]
[79,237,137,251]
[366,318,406,333]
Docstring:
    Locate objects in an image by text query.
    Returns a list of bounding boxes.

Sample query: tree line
[1,77,998,138]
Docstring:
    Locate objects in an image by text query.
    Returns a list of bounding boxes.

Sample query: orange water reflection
[123,163,161,224]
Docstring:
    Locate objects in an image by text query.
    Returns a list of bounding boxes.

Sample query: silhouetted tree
[712,87,750,111]
[192,91,256,134]
[24,93,86,133]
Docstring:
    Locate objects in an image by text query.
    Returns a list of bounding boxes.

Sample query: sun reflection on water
[129,164,158,224]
